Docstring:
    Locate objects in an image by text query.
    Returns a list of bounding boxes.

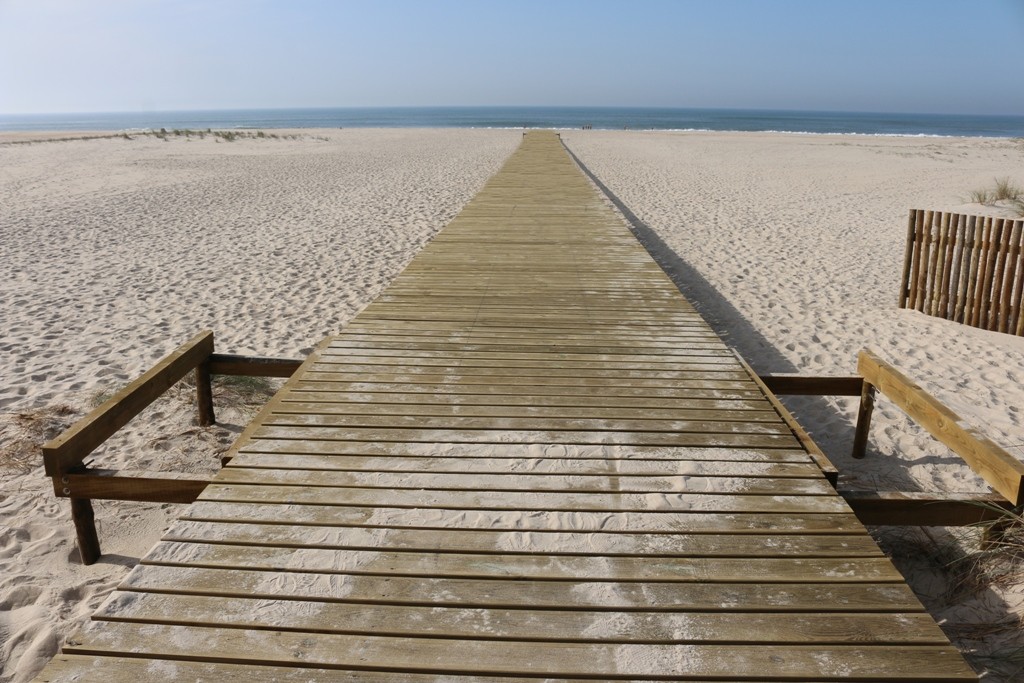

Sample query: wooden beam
[42,331,215,477]
[841,490,1014,526]
[733,354,839,486]
[758,375,863,396]
[207,353,302,377]
[858,349,1024,505]
[63,471,209,504]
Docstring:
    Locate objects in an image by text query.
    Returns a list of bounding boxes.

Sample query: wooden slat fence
[899,209,1024,334]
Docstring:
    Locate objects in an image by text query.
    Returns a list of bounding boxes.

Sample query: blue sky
[1,0,1023,115]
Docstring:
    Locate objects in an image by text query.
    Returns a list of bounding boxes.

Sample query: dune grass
[0,404,80,473]
[968,177,1024,216]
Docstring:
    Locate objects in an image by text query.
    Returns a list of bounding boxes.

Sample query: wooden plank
[198,483,851,513]
[163,520,879,557]
[138,544,897,581]
[841,490,1014,526]
[858,349,1024,505]
[259,413,794,436]
[132,557,909,593]
[62,622,979,680]
[249,425,803,449]
[235,440,815,462]
[38,655,517,683]
[181,500,863,533]
[42,330,214,476]
[120,563,925,611]
[225,453,822,476]
[64,472,208,504]
[274,400,780,422]
[208,353,302,377]
[757,375,863,396]
[290,380,766,400]
[212,468,833,495]
[96,592,951,645]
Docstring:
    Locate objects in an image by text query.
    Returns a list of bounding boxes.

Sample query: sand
[1,128,1022,681]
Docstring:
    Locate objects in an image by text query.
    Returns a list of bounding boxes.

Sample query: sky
[1,0,1023,116]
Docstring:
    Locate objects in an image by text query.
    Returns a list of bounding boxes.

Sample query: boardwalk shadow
[563,146,865,472]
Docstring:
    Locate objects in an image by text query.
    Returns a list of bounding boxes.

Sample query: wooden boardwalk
[39,131,977,681]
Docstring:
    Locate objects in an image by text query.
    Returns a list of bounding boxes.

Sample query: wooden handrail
[42,331,215,478]
[41,331,302,564]
[855,349,1024,506]
[750,356,1022,528]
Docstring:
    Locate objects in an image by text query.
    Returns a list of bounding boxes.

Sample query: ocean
[2,106,1023,138]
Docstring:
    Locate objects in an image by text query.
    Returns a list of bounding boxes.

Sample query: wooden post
[929,210,942,315]
[1013,221,1024,336]
[914,210,933,311]
[929,212,949,316]
[971,217,993,328]
[989,218,1010,331]
[949,215,967,322]
[899,209,917,308]
[851,381,877,459]
[70,497,101,565]
[937,213,957,318]
[195,360,215,427]
[964,216,983,326]
[996,220,1021,333]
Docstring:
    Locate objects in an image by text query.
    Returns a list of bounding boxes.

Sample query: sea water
[2,106,1022,137]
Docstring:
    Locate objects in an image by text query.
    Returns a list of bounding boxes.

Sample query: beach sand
[2,128,1022,681]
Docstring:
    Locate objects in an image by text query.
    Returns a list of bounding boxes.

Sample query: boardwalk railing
[41,330,300,564]
[900,209,1024,335]
[852,350,1024,501]
[761,349,1022,528]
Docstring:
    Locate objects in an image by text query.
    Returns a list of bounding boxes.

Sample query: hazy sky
[2,0,1023,115]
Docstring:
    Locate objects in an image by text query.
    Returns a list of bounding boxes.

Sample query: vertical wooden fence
[899,209,1024,335]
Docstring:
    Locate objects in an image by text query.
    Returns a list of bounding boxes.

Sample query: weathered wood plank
[181,500,863,533]
[62,622,978,679]
[96,592,950,644]
[235,440,815,462]
[224,453,822,476]
[212,468,833,494]
[198,483,850,513]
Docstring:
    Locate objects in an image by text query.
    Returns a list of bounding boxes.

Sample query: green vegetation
[0,128,324,146]
[968,177,1024,216]
[0,404,79,473]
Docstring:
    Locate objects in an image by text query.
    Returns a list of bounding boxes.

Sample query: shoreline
[2,128,1023,681]
[4,127,1022,144]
